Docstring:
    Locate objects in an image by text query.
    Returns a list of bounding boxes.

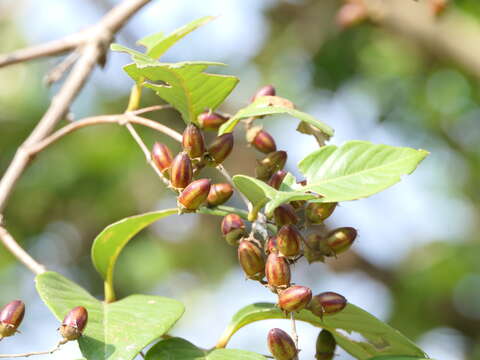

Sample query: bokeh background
[1,0,480,359]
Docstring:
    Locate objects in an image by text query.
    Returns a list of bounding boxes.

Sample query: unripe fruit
[265,236,278,254]
[0,300,25,339]
[207,183,233,207]
[336,1,367,29]
[221,214,246,246]
[316,329,336,360]
[265,253,291,288]
[322,227,357,256]
[198,111,229,131]
[268,170,287,190]
[305,202,337,223]
[59,306,88,341]
[256,151,287,181]
[170,152,193,189]
[238,240,265,280]
[251,85,276,102]
[278,285,312,312]
[247,126,277,154]
[178,179,211,210]
[208,133,234,165]
[182,124,206,159]
[151,142,173,174]
[277,225,302,257]
[267,328,297,360]
[308,292,347,317]
[273,204,299,227]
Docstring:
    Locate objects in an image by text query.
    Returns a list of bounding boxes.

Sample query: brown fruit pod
[251,85,276,103]
[151,142,173,174]
[267,170,287,190]
[197,111,229,131]
[322,227,357,256]
[247,126,277,154]
[59,306,88,341]
[208,133,234,165]
[170,152,193,189]
[0,300,25,339]
[273,204,299,227]
[278,285,312,312]
[316,329,336,360]
[267,328,297,360]
[276,225,303,257]
[221,214,246,246]
[308,291,347,317]
[238,239,265,280]
[305,202,337,223]
[178,179,211,210]
[265,252,291,288]
[207,183,234,207]
[182,124,206,159]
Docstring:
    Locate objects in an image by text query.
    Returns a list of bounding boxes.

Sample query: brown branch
[0,339,67,358]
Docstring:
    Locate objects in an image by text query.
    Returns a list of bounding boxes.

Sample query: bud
[59,306,88,341]
[322,227,357,256]
[182,124,206,159]
[277,225,302,257]
[251,85,276,103]
[305,202,337,224]
[265,236,278,254]
[265,252,291,288]
[267,170,287,190]
[151,142,173,174]
[316,329,336,360]
[178,179,211,210]
[170,152,193,189]
[221,214,246,246]
[0,300,25,339]
[197,111,229,131]
[336,1,367,29]
[208,133,234,165]
[256,151,287,181]
[278,285,312,312]
[273,204,299,227]
[308,292,347,317]
[247,126,277,154]
[238,240,265,280]
[267,328,297,360]
[207,183,234,207]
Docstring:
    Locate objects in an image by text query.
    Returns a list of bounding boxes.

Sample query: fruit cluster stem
[0,339,67,358]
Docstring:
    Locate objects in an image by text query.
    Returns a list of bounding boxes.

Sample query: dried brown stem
[0,339,67,358]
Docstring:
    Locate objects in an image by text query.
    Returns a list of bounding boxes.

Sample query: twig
[44,51,80,86]
[0,339,66,358]
[0,226,45,275]
[290,312,299,355]
[130,104,172,115]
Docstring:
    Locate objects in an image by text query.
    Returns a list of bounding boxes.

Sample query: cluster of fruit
[0,300,88,342]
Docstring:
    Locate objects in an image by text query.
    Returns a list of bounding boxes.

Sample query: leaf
[296,121,330,146]
[138,16,215,59]
[368,357,430,360]
[233,141,429,215]
[91,209,177,288]
[110,44,157,66]
[217,303,426,360]
[218,96,334,138]
[123,62,238,124]
[146,337,265,360]
[36,272,184,360]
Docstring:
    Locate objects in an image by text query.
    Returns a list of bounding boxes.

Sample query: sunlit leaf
[36,272,184,360]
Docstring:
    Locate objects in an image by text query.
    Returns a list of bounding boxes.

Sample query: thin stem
[0,339,67,358]
[44,51,80,86]
[131,104,172,115]
[290,312,299,354]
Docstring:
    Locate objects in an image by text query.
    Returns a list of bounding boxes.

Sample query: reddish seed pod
[267,328,297,360]
[178,179,211,210]
[170,152,193,189]
[208,133,234,165]
[265,252,291,288]
[0,300,25,339]
[182,124,206,159]
[273,204,299,227]
[247,126,277,154]
[238,240,265,280]
[151,142,173,174]
[197,111,229,131]
[251,85,276,102]
[265,236,278,254]
[267,170,287,190]
[322,227,357,256]
[59,306,88,341]
[305,202,337,224]
[278,285,312,312]
[316,329,336,360]
[207,183,234,207]
[256,151,287,181]
[221,214,246,246]
[277,225,303,257]
[308,292,347,317]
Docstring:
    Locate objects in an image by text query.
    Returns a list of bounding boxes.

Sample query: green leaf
[146,337,265,360]
[36,272,184,360]
[138,16,215,59]
[123,62,238,124]
[218,97,334,138]
[217,303,426,360]
[91,209,177,292]
[368,357,430,360]
[233,141,429,215]
[110,43,156,66]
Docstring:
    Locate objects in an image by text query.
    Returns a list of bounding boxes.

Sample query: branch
[0,339,67,358]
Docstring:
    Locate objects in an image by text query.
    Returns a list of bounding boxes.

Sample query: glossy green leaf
[146,337,265,360]
[217,303,426,360]
[110,43,156,65]
[91,209,177,286]
[138,16,215,59]
[123,62,238,124]
[36,272,184,360]
[218,96,334,138]
[233,141,428,215]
